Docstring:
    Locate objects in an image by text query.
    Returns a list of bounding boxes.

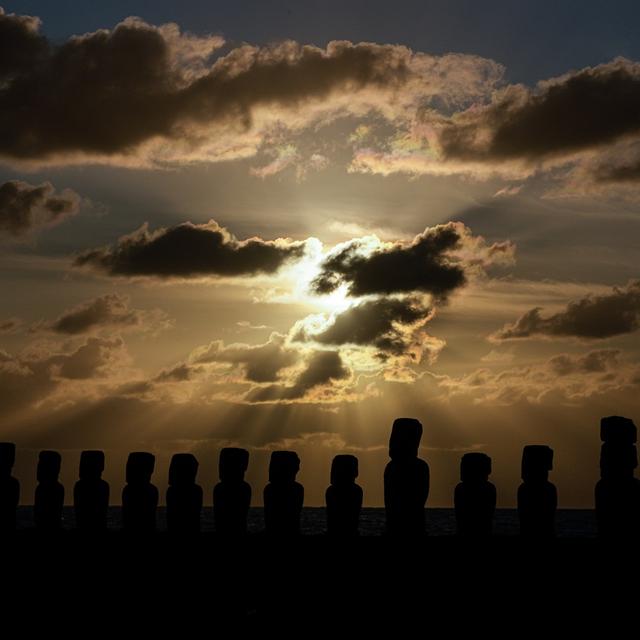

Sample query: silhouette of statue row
[0,415,637,537]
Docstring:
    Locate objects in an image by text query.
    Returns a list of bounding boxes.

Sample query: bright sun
[289,257,352,314]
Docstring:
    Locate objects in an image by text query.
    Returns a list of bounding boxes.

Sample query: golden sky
[1,4,639,506]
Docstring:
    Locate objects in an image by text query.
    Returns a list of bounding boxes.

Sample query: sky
[1,1,639,507]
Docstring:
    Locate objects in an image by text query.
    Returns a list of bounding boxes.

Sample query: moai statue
[518,445,557,537]
[34,450,64,531]
[166,453,202,534]
[454,452,496,537]
[213,447,251,536]
[264,451,303,536]
[326,454,363,537]
[384,418,430,536]
[122,452,158,533]
[595,416,640,537]
[74,450,109,531]
[0,443,19,532]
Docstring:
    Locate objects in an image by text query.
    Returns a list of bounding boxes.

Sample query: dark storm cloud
[311,223,466,300]
[436,58,640,164]
[0,11,500,166]
[74,220,307,279]
[0,180,79,237]
[192,333,300,383]
[247,350,349,402]
[491,280,640,341]
[298,297,431,356]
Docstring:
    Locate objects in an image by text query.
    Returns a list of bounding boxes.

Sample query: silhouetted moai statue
[214,447,251,536]
[595,416,640,537]
[166,453,202,534]
[122,452,158,533]
[0,443,19,532]
[384,418,430,536]
[326,454,363,536]
[34,450,64,531]
[264,451,303,536]
[518,445,557,537]
[454,452,496,537]
[74,450,109,531]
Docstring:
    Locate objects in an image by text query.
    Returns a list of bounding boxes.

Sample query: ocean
[15,506,598,536]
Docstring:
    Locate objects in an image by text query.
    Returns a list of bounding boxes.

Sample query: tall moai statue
[166,453,202,534]
[34,450,64,531]
[384,418,430,536]
[122,452,158,533]
[595,416,640,537]
[0,443,19,532]
[518,445,557,537]
[264,451,303,536]
[214,447,251,536]
[454,452,496,537]
[326,454,363,537]
[74,450,109,531]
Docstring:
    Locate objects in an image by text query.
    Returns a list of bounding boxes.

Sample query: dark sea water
[15,506,598,536]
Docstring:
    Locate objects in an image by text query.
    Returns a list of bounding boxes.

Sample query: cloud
[0,10,502,168]
[349,58,640,191]
[47,336,126,380]
[438,348,638,405]
[547,349,621,376]
[295,296,435,358]
[32,293,173,336]
[154,363,202,383]
[491,280,640,341]
[74,219,307,279]
[247,349,350,402]
[190,332,300,382]
[0,180,80,237]
[250,145,330,180]
[0,8,47,80]
[0,317,21,334]
[434,59,640,165]
[310,221,514,300]
[0,336,128,417]
[237,321,271,330]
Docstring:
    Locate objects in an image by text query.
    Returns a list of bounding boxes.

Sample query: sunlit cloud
[74,219,308,280]
[490,280,640,341]
[0,10,503,170]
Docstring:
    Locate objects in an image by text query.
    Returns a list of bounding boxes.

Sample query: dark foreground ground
[1,532,636,633]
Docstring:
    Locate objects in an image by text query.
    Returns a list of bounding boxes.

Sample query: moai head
[389,418,423,460]
[521,445,553,483]
[600,416,637,445]
[37,450,62,483]
[126,452,155,484]
[600,416,638,479]
[461,452,492,483]
[600,443,638,478]
[269,451,300,483]
[168,453,199,487]
[330,455,359,486]
[0,442,16,477]
[79,450,105,481]
[219,447,249,483]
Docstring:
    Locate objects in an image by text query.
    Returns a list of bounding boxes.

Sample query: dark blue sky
[5,0,640,83]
